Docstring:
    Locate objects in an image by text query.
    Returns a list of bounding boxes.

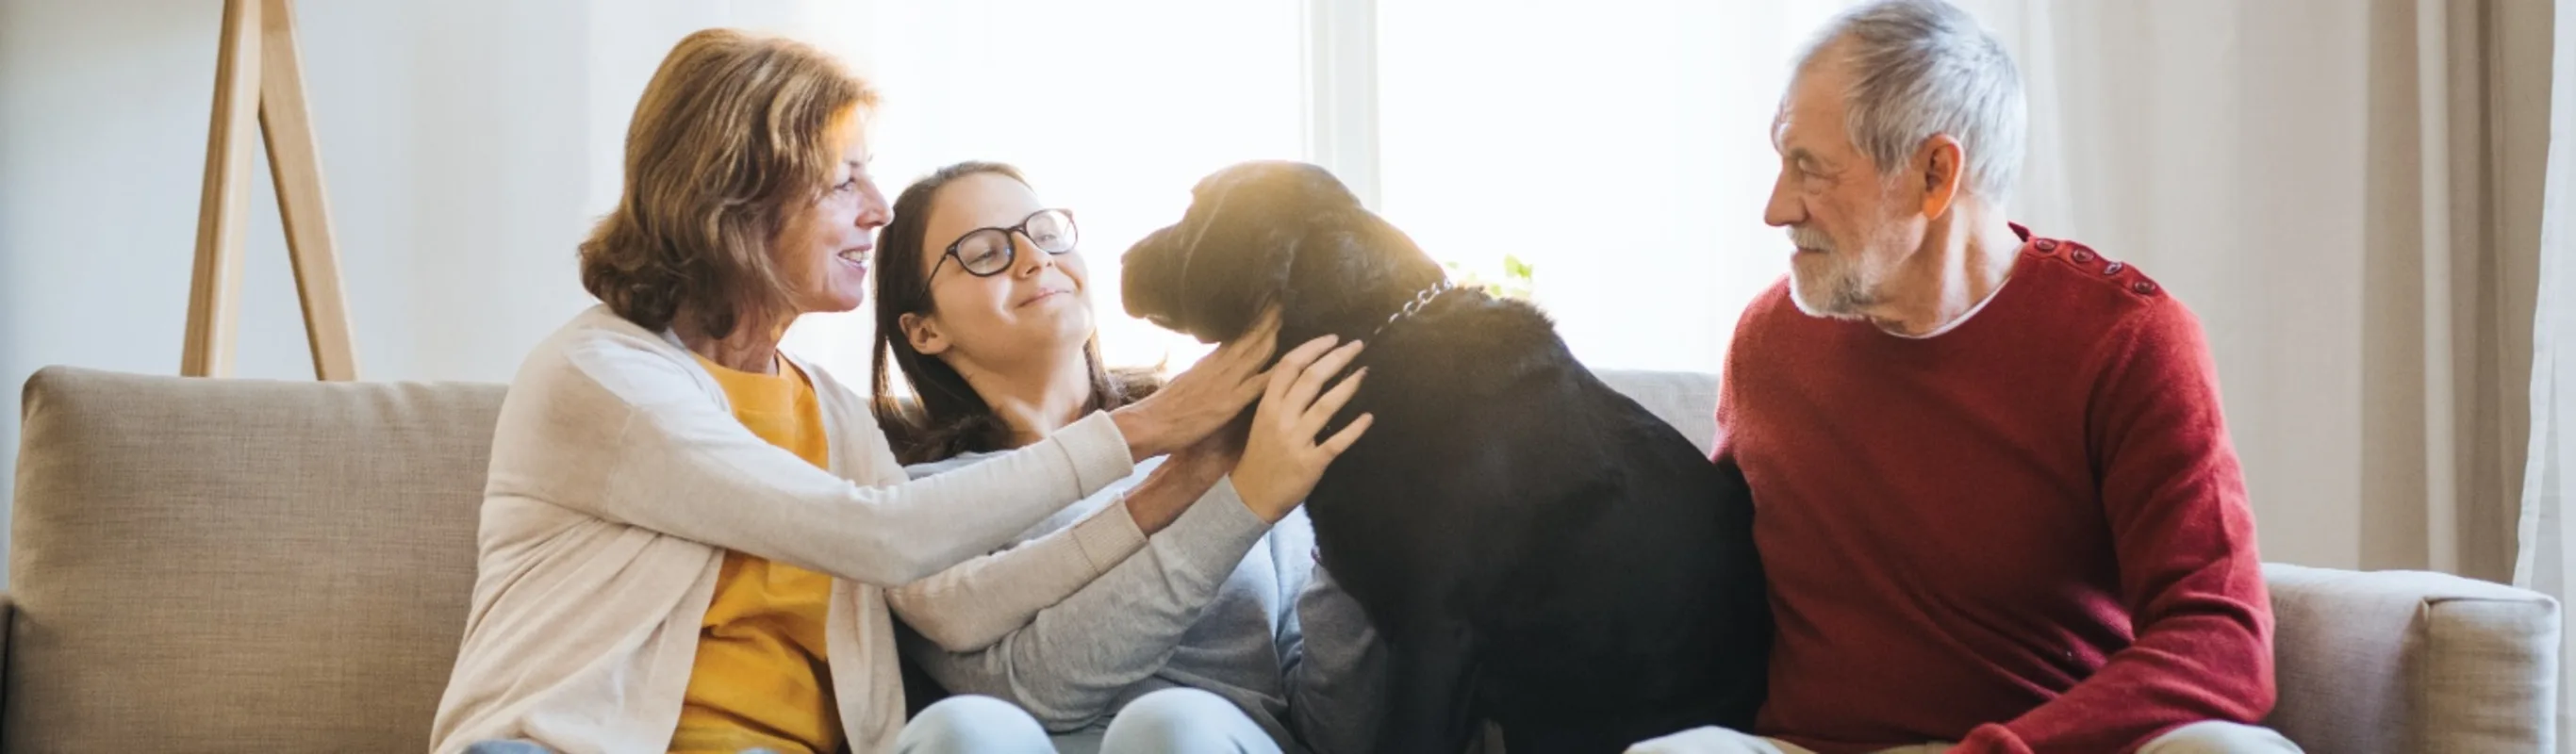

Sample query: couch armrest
[2,590,11,744]
[2263,563,2560,754]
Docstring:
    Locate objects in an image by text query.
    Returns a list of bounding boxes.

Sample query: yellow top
[669,353,843,754]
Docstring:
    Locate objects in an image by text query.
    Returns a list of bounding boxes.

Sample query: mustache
[1788,226,1834,252]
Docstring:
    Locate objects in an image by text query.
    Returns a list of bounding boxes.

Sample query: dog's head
[1122,160,1446,347]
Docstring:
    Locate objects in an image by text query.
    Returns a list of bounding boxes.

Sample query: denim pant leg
[898,694,1058,754]
[1097,687,1282,754]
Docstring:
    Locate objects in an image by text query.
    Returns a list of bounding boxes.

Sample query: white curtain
[1968,0,2548,576]
[2518,0,2576,746]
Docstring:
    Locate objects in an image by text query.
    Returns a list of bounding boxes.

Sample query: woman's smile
[1016,286,1072,308]
[836,243,871,271]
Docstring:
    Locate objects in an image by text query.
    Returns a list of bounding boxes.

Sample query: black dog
[1122,161,1769,754]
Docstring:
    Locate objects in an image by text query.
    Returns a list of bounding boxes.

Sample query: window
[785,0,1857,383]
[784,0,1307,378]
[1376,0,1848,371]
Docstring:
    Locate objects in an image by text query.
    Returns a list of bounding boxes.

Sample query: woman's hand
[1111,310,1281,463]
[1121,425,1245,534]
[1231,335,1374,522]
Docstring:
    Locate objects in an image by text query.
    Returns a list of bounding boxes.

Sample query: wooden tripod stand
[180,0,357,380]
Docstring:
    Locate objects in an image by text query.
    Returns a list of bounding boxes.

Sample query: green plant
[1442,254,1537,301]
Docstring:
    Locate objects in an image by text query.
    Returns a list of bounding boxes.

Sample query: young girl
[871,162,1389,754]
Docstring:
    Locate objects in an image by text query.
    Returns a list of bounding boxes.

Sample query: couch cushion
[1592,369,1721,455]
[8,367,504,753]
[2262,563,2560,753]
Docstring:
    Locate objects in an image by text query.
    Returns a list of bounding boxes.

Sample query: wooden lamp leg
[257,0,356,381]
[182,0,358,381]
[181,0,260,378]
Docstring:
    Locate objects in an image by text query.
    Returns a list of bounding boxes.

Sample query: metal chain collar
[1372,279,1461,338]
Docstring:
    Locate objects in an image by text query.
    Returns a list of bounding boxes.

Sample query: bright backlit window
[786,0,1859,384]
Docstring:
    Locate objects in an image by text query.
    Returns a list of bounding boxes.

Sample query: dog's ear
[1167,161,1364,341]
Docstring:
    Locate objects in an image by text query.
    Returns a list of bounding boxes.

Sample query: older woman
[867,162,1389,754]
[425,30,1361,754]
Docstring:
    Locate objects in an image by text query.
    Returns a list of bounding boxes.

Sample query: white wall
[0,1,589,586]
[0,0,864,586]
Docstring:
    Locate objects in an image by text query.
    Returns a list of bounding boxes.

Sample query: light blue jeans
[899,689,1281,754]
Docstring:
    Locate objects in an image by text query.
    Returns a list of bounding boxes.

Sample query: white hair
[1796,0,2027,202]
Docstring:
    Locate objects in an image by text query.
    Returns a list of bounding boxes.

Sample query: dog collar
[1373,279,1463,338]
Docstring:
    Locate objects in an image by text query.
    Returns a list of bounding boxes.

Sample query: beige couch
[4,367,2561,752]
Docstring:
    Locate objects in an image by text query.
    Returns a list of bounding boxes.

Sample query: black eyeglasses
[931,208,1080,278]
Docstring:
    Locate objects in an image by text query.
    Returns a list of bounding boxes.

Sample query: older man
[1633,2,2301,753]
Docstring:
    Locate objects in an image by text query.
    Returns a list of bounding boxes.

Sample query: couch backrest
[8,367,504,753]
[38,365,2542,753]
[1591,369,1722,454]
[0,367,1708,751]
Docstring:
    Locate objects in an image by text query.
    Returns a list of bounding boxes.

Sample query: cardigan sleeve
[482,322,1136,586]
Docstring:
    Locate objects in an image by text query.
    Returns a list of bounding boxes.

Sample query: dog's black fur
[1122,161,1770,754]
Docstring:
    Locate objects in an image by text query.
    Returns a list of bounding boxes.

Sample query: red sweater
[1713,228,2274,754]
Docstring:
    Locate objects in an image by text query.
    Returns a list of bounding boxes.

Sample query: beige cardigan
[428,306,1147,754]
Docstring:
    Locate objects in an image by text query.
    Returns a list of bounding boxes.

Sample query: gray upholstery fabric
[2264,563,2561,753]
[1593,369,1724,454]
[7,368,503,753]
[1,366,2559,752]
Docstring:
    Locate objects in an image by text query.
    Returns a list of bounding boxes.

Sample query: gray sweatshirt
[894,453,1388,754]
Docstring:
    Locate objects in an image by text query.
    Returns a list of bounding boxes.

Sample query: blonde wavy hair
[579,28,881,337]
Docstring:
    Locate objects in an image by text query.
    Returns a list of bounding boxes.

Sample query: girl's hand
[1110,309,1281,462]
[1230,335,1373,522]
